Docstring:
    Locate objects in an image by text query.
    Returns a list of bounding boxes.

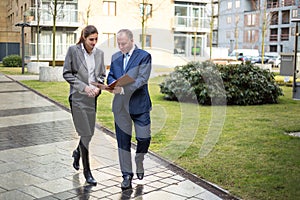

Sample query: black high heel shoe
[72,146,80,170]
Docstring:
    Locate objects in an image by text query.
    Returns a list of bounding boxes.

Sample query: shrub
[159,61,283,105]
[2,55,22,67]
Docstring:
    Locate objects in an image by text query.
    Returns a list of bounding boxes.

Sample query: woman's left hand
[93,88,100,97]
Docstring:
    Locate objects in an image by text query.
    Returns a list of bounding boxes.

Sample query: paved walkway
[0,74,238,200]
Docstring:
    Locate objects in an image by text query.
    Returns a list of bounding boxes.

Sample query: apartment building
[1,0,215,66]
[0,0,24,61]
[218,0,299,55]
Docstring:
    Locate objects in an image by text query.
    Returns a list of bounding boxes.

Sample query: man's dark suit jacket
[107,46,152,115]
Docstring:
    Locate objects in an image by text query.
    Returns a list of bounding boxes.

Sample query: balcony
[270,34,278,41]
[281,34,289,41]
[24,7,80,28]
[282,0,296,6]
[267,1,279,9]
[173,16,210,32]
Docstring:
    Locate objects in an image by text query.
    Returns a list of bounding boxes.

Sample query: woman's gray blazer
[63,44,106,136]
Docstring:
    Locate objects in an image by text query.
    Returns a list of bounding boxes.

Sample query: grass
[0,66,30,75]
[1,67,300,200]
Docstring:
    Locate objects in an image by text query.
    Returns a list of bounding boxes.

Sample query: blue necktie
[124,53,129,70]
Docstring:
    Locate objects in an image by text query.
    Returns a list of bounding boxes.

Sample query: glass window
[235,0,240,8]
[270,45,277,52]
[227,2,232,9]
[227,16,232,24]
[140,34,152,47]
[40,32,52,57]
[174,35,186,55]
[140,3,152,18]
[246,14,256,26]
[175,5,188,26]
[103,1,116,16]
[174,33,204,57]
[292,9,298,18]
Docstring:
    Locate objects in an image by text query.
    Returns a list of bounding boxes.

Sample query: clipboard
[92,74,135,90]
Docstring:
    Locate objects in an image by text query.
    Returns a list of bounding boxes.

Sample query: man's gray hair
[117,29,133,40]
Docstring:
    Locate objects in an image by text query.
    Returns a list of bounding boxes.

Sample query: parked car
[268,56,281,67]
[251,56,270,64]
[237,54,251,62]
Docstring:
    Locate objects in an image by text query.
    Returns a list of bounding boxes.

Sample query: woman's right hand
[85,86,96,97]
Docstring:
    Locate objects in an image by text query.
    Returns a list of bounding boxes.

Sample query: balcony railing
[270,34,278,41]
[267,1,279,8]
[25,7,80,27]
[27,42,70,61]
[283,0,296,6]
[174,16,210,31]
[281,34,289,41]
[269,34,290,42]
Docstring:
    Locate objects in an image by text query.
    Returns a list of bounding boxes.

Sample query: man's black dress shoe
[121,175,132,190]
[136,162,144,180]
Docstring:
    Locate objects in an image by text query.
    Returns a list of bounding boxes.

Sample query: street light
[15,22,31,74]
[291,18,300,99]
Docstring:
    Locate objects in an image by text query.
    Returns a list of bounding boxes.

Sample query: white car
[268,56,281,67]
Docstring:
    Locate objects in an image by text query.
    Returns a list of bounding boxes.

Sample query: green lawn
[1,67,300,200]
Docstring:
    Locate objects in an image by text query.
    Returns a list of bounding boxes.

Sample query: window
[140,3,152,18]
[174,35,186,55]
[292,9,298,18]
[282,0,296,6]
[281,28,289,41]
[227,1,232,9]
[102,33,116,48]
[140,34,152,47]
[270,28,278,41]
[271,12,278,25]
[227,16,232,24]
[245,30,257,42]
[282,10,290,24]
[235,0,240,8]
[246,14,256,26]
[269,45,277,52]
[174,33,204,56]
[212,31,218,44]
[103,1,116,16]
[174,3,207,29]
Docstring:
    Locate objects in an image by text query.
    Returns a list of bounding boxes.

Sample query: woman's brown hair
[76,25,98,45]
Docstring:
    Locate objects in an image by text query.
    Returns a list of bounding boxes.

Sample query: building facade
[218,0,299,55]
[1,0,215,66]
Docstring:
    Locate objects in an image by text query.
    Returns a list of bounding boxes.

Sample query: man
[107,29,152,190]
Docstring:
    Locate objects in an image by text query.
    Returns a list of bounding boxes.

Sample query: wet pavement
[0,74,238,200]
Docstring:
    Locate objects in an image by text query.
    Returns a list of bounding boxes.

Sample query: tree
[132,0,166,49]
[48,0,67,67]
[208,0,215,60]
[254,0,275,64]
[80,0,101,26]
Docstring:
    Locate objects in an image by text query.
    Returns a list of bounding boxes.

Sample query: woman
[63,25,106,186]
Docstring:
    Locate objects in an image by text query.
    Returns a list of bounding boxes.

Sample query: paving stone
[141,190,187,200]
[0,105,60,117]
[36,178,81,194]
[0,171,45,190]
[19,185,52,199]
[0,190,35,200]
[163,179,206,198]
[0,120,76,151]
[193,190,223,200]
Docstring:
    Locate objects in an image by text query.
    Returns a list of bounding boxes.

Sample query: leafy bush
[2,55,22,67]
[159,61,283,105]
